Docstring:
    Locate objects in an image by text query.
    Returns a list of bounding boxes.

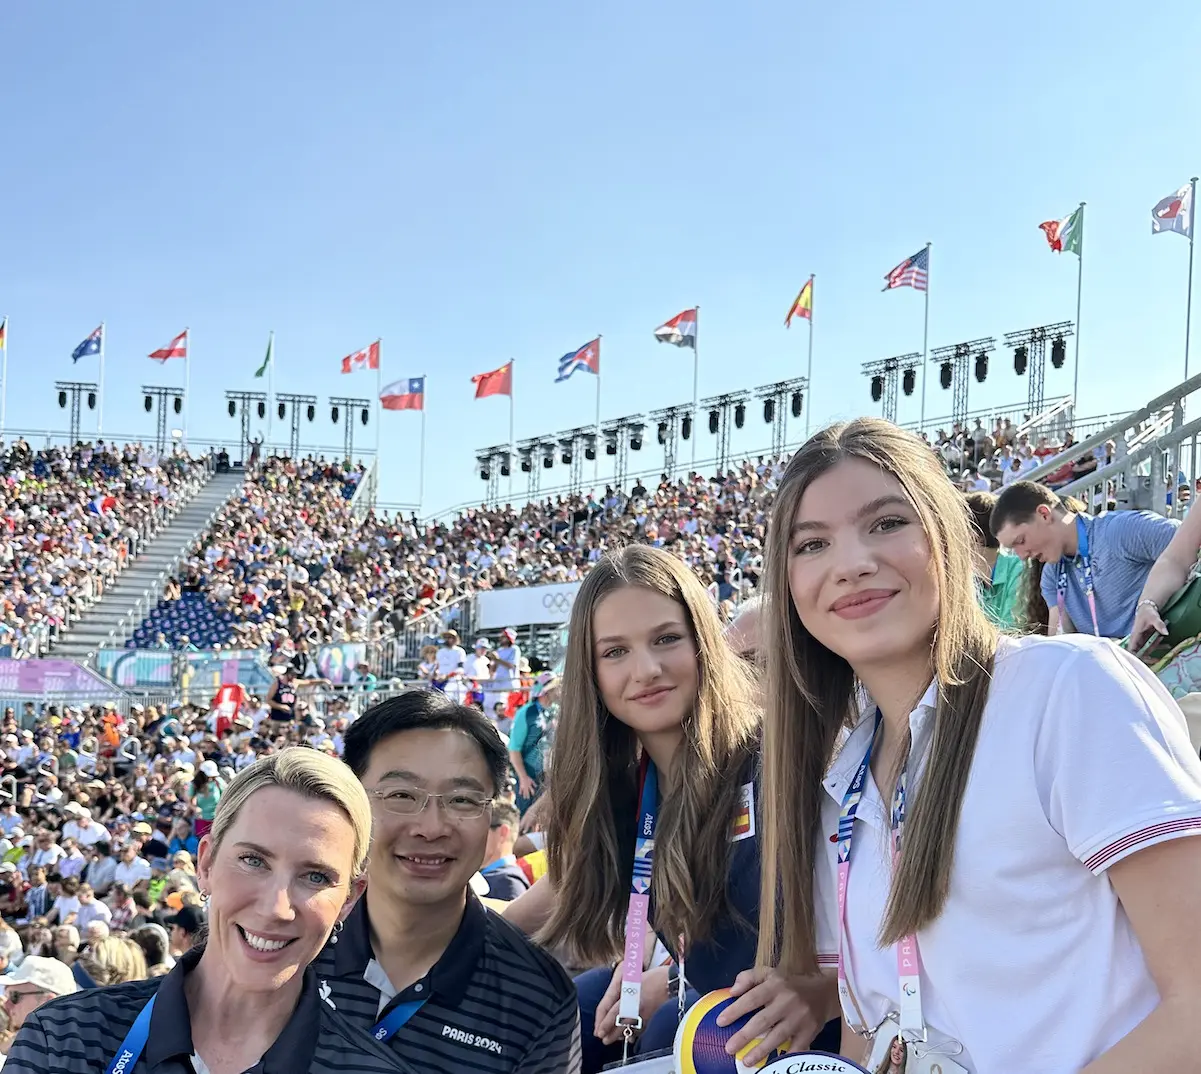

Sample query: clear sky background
[4,2,1199,517]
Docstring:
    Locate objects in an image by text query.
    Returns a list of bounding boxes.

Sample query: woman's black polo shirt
[3,947,410,1074]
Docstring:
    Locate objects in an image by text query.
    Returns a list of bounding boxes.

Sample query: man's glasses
[368,786,493,821]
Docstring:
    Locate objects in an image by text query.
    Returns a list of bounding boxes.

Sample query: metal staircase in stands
[51,468,247,663]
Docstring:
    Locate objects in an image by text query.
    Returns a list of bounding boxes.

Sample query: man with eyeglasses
[315,691,580,1073]
[0,955,78,1032]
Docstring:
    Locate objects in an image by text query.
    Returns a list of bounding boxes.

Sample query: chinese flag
[471,361,513,399]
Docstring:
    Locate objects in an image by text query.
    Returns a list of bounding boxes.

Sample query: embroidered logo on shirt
[732,781,756,842]
[441,1024,502,1055]
[319,980,336,1010]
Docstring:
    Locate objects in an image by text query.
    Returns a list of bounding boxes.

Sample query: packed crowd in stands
[0,441,209,659]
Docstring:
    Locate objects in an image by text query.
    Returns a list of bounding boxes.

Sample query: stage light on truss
[733,402,746,429]
[708,409,719,435]
[173,397,183,414]
[87,392,96,409]
[902,369,916,396]
[584,435,597,461]
[520,453,532,473]
[974,351,989,383]
[500,457,510,477]
[543,453,553,468]
[657,421,668,444]
[480,465,490,480]
[228,400,237,417]
[1051,335,1066,368]
[145,395,154,412]
[1014,344,1028,375]
[940,361,953,390]
[871,375,884,403]
[59,391,68,409]
[360,408,369,425]
[257,401,266,419]
[278,402,286,420]
[630,425,644,451]
[791,391,803,417]
[331,406,339,423]
[561,446,572,464]
[306,404,316,422]
[763,398,775,423]
[681,415,692,440]
[605,436,617,456]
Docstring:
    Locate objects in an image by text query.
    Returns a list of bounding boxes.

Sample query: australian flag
[554,337,600,382]
[72,325,104,363]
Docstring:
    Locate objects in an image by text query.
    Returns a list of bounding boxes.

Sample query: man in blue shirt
[992,481,1178,637]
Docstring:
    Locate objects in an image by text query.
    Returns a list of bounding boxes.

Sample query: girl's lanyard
[836,715,926,1043]
[615,759,687,1063]
[1057,516,1101,636]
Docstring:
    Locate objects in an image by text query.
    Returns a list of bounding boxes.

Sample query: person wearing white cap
[487,627,522,718]
[464,638,493,709]
[61,805,106,850]
[0,954,78,1032]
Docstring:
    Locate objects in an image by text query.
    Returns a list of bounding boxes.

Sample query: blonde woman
[4,749,401,1074]
[757,418,1201,1073]
[75,936,149,987]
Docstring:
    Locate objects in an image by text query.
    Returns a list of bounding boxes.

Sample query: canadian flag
[341,340,381,374]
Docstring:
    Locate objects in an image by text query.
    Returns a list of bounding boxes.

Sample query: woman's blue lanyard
[371,997,427,1042]
[1057,515,1101,636]
[105,994,155,1074]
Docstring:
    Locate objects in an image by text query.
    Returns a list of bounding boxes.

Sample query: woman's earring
[330,919,345,944]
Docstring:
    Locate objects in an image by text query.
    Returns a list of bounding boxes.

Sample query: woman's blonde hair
[208,748,372,878]
[78,935,149,986]
[539,544,760,966]
[757,418,998,973]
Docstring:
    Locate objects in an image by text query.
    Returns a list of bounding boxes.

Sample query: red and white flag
[341,340,381,374]
[654,308,698,349]
[149,329,188,362]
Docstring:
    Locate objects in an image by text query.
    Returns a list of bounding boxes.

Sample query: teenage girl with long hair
[757,417,1201,1073]
[504,544,836,1070]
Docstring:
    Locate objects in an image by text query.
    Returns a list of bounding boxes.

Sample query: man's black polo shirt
[313,892,580,1073]
[4,947,408,1074]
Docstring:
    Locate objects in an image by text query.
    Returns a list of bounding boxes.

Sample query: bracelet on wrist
[1136,598,1159,613]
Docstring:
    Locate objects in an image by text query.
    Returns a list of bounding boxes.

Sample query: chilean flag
[149,329,188,362]
[87,495,117,515]
[380,376,425,411]
[1152,183,1194,239]
[341,340,381,374]
[653,308,697,349]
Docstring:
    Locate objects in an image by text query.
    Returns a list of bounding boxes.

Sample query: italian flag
[1039,206,1083,255]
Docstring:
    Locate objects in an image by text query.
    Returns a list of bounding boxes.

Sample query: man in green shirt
[965,491,1025,628]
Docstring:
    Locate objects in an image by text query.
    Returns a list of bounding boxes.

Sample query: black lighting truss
[700,391,751,475]
[224,390,268,460]
[274,393,318,458]
[929,337,996,430]
[329,395,371,461]
[142,385,186,454]
[474,443,512,504]
[547,425,597,496]
[56,381,99,445]
[600,414,647,491]
[860,355,921,424]
[516,435,555,498]
[1003,322,1074,414]
[754,377,808,454]
[649,404,690,479]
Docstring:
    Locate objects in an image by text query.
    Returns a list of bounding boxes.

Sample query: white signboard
[474,581,582,629]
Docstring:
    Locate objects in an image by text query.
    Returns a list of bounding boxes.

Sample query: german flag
[0,318,7,351]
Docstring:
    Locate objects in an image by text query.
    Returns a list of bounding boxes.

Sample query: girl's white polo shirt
[814,633,1201,1074]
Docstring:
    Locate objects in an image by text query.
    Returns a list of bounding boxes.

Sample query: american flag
[883,247,929,292]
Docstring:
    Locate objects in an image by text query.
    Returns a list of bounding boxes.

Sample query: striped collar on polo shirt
[144,946,318,1071]
[330,891,486,1008]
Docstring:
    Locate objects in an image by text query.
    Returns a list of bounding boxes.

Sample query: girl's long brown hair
[539,544,759,966]
[757,418,998,974]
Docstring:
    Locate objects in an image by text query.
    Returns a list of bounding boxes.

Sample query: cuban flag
[1152,183,1194,239]
[379,376,425,411]
[87,495,117,515]
[72,325,104,363]
[554,338,600,382]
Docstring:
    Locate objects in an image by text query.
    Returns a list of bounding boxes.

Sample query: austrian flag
[341,340,381,374]
[149,329,188,362]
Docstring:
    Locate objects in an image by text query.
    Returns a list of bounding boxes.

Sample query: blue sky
[4,2,1199,516]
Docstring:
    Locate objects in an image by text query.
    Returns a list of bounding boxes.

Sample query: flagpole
[508,360,515,503]
[805,275,815,439]
[1071,203,1085,415]
[266,330,275,451]
[1185,178,1198,382]
[375,338,382,468]
[97,322,106,438]
[419,374,427,513]
[691,306,699,468]
[1,318,8,440]
[919,243,931,432]
[183,327,191,453]
[594,334,602,488]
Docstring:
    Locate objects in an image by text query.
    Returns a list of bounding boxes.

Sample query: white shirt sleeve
[1034,638,1201,875]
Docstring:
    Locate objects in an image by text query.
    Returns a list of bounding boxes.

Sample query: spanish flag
[785,278,813,327]
[0,318,7,351]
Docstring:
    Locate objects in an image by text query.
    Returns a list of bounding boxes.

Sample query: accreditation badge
[864,1016,968,1074]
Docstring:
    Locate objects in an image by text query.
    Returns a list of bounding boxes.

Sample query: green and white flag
[254,332,273,378]
[1039,205,1083,256]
